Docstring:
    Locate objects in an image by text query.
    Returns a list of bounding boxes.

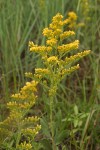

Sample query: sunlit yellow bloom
[7,101,17,107]
[67,12,77,29]
[68,12,77,21]
[49,21,63,30]
[46,38,57,46]
[17,141,32,150]
[60,64,80,77]
[22,116,39,124]
[22,81,38,92]
[22,124,41,136]
[53,29,62,37]
[34,74,42,79]
[43,28,53,38]
[7,100,35,110]
[35,68,50,75]
[63,19,69,25]
[60,30,75,40]
[65,50,91,63]
[11,80,38,103]
[11,93,21,98]
[49,13,64,30]
[52,13,63,22]
[30,45,52,53]
[58,40,79,53]
[29,41,35,48]
[47,56,58,63]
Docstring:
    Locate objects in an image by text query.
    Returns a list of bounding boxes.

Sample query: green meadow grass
[0,0,100,149]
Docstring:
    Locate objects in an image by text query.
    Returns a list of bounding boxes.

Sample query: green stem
[50,95,57,150]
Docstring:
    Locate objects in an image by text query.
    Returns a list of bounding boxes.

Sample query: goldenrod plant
[0,12,90,150]
[28,13,90,149]
[0,80,41,149]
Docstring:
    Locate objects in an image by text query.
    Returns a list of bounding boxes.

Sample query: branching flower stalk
[28,12,91,149]
[0,80,41,149]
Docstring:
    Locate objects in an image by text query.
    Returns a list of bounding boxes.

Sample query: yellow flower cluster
[60,30,75,40]
[43,28,53,38]
[11,80,38,100]
[30,45,52,54]
[21,124,41,137]
[60,64,80,77]
[49,13,64,30]
[34,68,51,80]
[65,50,91,64]
[68,11,77,21]
[35,68,50,75]
[0,79,41,148]
[29,12,90,85]
[29,12,80,58]
[22,116,39,124]
[58,40,79,53]
[47,56,58,63]
[46,38,58,47]
[67,12,77,29]
[42,13,64,45]
[17,141,32,150]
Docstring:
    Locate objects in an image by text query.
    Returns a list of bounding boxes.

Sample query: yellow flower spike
[11,80,38,103]
[49,21,63,30]
[21,80,38,92]
[30,45,52,53]
[47,56,59,64]
[63,19,69,25]
[53,29,62,37]
[35,68,50,75]
[68,12,77,21]
[7,101,18,108]
[29,41,35,48]
[21,124,41,137]
[58,40,79,53]
[67,11,78,29]
[34,74,42,80]
[60,30,75,40]
[42,28,53,38]
[65,50,91,63]
[49,13,64,30]
[19,102,35,109]
[17,141,32,150]
[22,116,40,124]
[60,64,80,77]
[52,13,63,22]
[11,93,21,98]
[46,38,57,47]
